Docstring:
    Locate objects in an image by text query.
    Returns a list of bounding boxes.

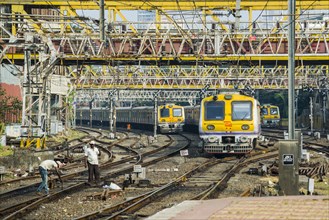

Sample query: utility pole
[278,0,299,196]
[235,0,241,31]
[295,89,299,128]
[113,95,117,137]
[320,80,328,131]
[109,91,114,134]
[89,99,93,128]
[153,92,159,139]
[80,107,82,126]
[100,0,105,42]
[310,96,314,134]
[108,89,117,138]
[288,0,296,139]
[323,95,327,130]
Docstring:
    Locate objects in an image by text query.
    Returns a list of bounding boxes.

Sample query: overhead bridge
[1,19,329,65]
[1,1,328,148]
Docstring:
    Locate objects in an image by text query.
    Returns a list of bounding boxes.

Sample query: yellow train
[196,92,261,154]
[157,104,185,133]
[76,103,185,134]
[261,104,280,127]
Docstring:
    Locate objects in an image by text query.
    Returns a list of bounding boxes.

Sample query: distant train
[76,103,185,133]
[195,92,261,154]
[261,104,280,127]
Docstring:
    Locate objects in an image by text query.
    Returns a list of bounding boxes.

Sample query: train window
[173,108,182,117]
[261,108,268,115]
[270,107,278,115]
[205,101,224,120]
[232,102,252,120]
[160,108,170,117]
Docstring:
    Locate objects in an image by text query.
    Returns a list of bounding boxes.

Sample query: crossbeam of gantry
[1,19,329,65]
[69,65,329,90]
[1,0,329,10]
[76,89,206,103]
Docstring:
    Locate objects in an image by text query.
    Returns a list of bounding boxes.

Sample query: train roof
[159,103,184,108]
[130,106,154,110]
[202,93,257,102]
[262,104,279,108]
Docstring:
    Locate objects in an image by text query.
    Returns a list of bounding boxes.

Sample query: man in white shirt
[36,159,65,195]
[84,140,101,185]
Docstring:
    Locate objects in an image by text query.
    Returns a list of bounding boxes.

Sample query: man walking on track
[84,140,101,185]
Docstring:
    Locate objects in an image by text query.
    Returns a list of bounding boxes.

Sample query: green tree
[258,90,288,118]
[0,86,22,123]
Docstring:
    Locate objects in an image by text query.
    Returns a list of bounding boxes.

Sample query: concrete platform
[147,196,329,220]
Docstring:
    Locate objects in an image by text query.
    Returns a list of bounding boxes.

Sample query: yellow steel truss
[1,1,329,10]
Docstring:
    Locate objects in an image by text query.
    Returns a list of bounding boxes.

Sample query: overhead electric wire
[44,0,95,31]
[175,0,191,32]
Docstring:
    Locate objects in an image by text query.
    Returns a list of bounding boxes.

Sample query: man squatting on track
[36,159,65,195]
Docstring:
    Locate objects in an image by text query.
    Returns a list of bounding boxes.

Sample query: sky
[77,10,138,21]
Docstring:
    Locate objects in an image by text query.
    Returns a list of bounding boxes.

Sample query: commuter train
[261,104,280,127]
[194,92,261,154]
[76,92,261,154]
[76,103,185,133]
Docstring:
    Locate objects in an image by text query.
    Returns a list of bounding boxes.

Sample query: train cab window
[261,108,268,115]
[160,108,170,117]
[173,108,182,117]
[205,101,224,120]
[232,102,252,120]
[270,107,278,115]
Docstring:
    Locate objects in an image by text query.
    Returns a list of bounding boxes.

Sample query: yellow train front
[158,104,185,133]
[261,104,280,127]
[199,93,261,154]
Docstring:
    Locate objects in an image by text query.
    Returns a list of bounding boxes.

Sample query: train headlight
[208,136,217,143]
[207,125,215,130]
[241,124,249,130]
[224,95,232,100]
[161,119,166,122]
[240,136,248,143]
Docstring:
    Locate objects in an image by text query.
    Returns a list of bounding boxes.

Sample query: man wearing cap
[84,140,101,185]
[36,159,65,195]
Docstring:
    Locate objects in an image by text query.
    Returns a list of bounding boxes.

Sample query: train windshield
[232,102,252,120]
[261,108,268,115]
[160,108,170,117]
[270,107,279,115]
[173,108,182,117]
[205,101,224,120]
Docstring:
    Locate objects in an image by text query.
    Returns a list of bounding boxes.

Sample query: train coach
[116,103,185,133]
[76,103,185,134]
[195,92,261,154]
[261,104,281,127]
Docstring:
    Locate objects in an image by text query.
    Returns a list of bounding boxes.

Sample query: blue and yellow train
[261,104,281,127]
[76,92,261,154]
[76,103,185,134]
[194,92,261,154]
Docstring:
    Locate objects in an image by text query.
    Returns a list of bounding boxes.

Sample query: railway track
[261,128,329,157]
[0,128,129,219]
[73,146,279,219]
[1,131,190,219]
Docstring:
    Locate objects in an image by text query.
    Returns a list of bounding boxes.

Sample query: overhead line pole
[100,0,105,42]
[288,0,296,139]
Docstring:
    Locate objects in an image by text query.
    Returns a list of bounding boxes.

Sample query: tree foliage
[0,86,22,123]
[258,90,288,118]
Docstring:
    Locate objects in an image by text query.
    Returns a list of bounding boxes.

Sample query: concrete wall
[0,149,54,171]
